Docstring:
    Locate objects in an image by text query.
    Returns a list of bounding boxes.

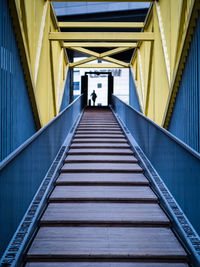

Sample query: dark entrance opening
[81,72,113,107]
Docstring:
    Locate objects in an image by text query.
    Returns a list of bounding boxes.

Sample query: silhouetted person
[91,90,97,106]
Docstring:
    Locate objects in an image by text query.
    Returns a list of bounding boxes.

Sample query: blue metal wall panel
[129,69,141,112]
[169,12,200,153]
[0,95,83,257]
[112,95,200,237]
[0,0,36,161]
[60,71,70,112]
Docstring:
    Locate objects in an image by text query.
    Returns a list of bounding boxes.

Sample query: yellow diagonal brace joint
[69,56,97,67]
[69,47,99,57]
[103,57,129,67]
[73,63,126,69]
[99,47,133,58]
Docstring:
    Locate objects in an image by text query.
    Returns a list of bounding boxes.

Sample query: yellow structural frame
[130,0,200,127]
[8,0,69,128]
[9,0,200,130]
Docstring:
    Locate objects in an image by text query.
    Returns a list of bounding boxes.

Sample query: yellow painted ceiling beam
[49,32,154,41]
[63,42,138,48]
[73,63,126,68]
[58,22,144,28]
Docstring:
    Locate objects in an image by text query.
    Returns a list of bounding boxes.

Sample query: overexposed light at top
[53,2,150,16]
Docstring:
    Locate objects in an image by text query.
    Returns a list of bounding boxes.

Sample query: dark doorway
[81,72,113,107]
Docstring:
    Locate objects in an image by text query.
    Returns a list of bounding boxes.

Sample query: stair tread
[26,263,189,267]
[41,203,169,224]
[65,155,137,163]
[61,163,142,172]
[56,173,148,184]
[68,148,134,155]
[74,134,125,138]
[70,143,130,148]
[24,108,188,266]
[50,186,157,201]
[72,139,127,143]
[75,131,123,135]
[27,227,187,258]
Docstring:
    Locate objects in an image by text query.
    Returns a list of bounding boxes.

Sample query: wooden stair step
[65,155,137,163]
[74,134,125,139]
[77,128,121,131]
[61,163,142,173]
[41,203,169,226]
[26,262,189,267]
[26,227,187,260]
[68,148,134,155]
[56,173,149,185]
[70,143,130,149]
[49,186,157,202]
[80,120,117,123]
[72,139,127,143]
[79,123,118,125]
[75,130,124,137]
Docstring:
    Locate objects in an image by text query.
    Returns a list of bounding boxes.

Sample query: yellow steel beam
[69,56,97,67]
[73,63,125,68]
[58,22,144,28]
[162,0,199,128]
[155,1,171,86]
[144,41,154,116]
[63,42,138,48]
[34,1,49,85]
[8,0,42,129]
[49,32,154,41]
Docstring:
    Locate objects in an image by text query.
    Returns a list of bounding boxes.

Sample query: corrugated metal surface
[129,69,141,112]
[0,0,36,161]
[169,12,200,153]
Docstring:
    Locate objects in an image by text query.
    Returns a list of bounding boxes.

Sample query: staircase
[25,107,188,267]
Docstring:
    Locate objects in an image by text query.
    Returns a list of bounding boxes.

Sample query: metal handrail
[0,95,84,170]
[113,95,200,160]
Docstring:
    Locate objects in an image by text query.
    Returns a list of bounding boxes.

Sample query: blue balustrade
[0,95,83,257]
[112,95,200,236]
